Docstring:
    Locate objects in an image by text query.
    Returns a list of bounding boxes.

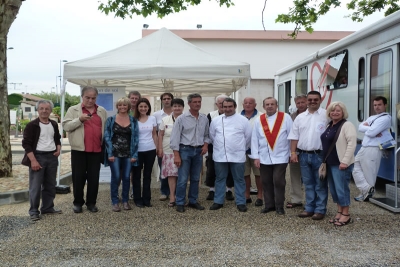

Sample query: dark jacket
[21,118,62,167]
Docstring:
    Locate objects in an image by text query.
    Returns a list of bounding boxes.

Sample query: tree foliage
[7,93,22,106]
[275,0,400,38]
[32,91,80,112]
[98,0,234,18]
[98,0,399,38]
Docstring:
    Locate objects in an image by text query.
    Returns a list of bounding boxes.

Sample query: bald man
[241,97,263,206]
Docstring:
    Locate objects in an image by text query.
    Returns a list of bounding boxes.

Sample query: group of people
[22,86,392,225]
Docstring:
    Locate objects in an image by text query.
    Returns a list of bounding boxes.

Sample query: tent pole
[57,80,67,186]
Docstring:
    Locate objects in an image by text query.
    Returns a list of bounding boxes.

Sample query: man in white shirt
[288,91,328,220]
[251,97,292,215]
[205,94,235,201]
[154,92,174,201]
[209,98,252,212]
[241,97,263,206]
[353,96,391,201]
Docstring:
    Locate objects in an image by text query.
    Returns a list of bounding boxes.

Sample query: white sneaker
[354,190,369,202]
[159,194,168,201]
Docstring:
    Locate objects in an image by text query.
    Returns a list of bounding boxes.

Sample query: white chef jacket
[209,113,251,163]
[251,112,293,165]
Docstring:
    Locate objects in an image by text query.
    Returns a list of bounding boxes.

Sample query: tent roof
[63,28,251,97]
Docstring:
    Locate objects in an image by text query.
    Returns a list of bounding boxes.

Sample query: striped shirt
[170,111,210,151]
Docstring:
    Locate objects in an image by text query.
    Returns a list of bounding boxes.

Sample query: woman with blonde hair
[104,97,139,212]
[320,101,357,226]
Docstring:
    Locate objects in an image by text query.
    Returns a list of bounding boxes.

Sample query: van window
[317,50,348,90]
[358,58,365,122]
[295,66,308,95]
[370,50,392,116]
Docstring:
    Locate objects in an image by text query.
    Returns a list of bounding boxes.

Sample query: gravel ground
[1,174,400,266]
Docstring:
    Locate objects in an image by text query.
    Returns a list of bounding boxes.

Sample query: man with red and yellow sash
[251,97,292,215]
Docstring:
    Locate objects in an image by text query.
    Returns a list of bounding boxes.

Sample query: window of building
[370,50,392,116]
[295,66,308,95]
[358,58,365,122]
[25,107,31,112]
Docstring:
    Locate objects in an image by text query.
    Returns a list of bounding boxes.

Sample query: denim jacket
[103,115,139,167]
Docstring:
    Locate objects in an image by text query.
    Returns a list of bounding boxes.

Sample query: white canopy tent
[62,27,251,97]
[57,28,251,185]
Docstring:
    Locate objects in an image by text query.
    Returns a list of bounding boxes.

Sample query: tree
[98,0,234,18]
[98,0,399,38]
[275,0,400,38]
[32,91,80,112]
[0,0,23,178]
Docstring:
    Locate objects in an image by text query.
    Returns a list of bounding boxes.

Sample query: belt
[35,150,55,155]
[179,144,202,148]
[298,149,321,154]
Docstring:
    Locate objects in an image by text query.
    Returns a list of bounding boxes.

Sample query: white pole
[57,80,67,186]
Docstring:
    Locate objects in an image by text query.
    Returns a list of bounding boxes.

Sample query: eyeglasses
[307,99,319,102]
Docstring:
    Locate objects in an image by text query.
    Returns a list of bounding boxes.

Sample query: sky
[7,0,386,96]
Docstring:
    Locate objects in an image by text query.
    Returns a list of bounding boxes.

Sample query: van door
[365,44,399,181]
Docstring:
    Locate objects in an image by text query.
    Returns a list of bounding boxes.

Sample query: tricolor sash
[260,112,285,151]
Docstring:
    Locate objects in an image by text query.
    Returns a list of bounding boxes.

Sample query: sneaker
[225,191,234,201]
[206,191,215,200]
[354,191,369,202]
[368,186,375,198]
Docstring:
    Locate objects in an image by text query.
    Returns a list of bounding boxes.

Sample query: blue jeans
[158,156,170,196]
[214,162,246,205]
[327,164,353,207]
[176,146,203,206]
[109,157,131,205]
[299,152,328,214]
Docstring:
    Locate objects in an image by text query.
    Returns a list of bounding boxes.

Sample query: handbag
[319,120,346,180]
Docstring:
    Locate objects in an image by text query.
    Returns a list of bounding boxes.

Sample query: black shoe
[254,199,263,206]
[135,203,144,208]
[260,207,276,213]
[87,205,99,212]
[73,205,82,213]
[237,205,248,212]
[30,214,40,221]
[188,202,205,210]
[225,191,234,201]
[276,208,285,215]
[206,191,215,200]
[41,209,63,215]
[144,203,152,207]
[209,203,223,210]
[246,198,252,204]
[176,205,185,212]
